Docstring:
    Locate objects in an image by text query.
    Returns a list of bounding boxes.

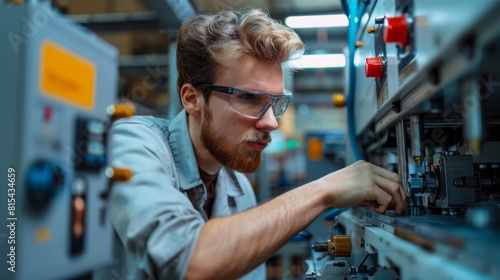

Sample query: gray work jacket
[97,110,265,279]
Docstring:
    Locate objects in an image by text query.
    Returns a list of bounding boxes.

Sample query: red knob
[365,57,383,79]
[384,15,408,46]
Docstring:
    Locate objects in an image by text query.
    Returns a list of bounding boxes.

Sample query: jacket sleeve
[109,118,204,279]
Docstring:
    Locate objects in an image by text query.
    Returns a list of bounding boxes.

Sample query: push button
[365,57,384,80]
[384,15,409,46]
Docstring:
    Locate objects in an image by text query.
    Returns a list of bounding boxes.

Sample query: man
[109,8,407,280]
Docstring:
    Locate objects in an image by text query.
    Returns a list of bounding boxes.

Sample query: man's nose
[255,106,279,132]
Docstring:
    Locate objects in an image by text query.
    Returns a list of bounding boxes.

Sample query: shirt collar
[219,168,245,197]
[168,110,202,190]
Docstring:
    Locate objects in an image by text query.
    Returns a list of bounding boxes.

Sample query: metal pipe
[410,114,424,166]
[168,42,180,121]
[396,120,409,196]
[461,78,484,155]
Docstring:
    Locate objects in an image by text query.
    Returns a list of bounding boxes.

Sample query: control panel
[0,2,132,279]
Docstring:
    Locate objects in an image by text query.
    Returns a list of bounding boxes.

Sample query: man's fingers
[400,184,408,211]
[366,162,401,183]
[371,187,393,214]
[345,161,408,215]
[373,175,405,214]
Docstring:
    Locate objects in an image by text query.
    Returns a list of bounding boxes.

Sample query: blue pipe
[346,0,365,161]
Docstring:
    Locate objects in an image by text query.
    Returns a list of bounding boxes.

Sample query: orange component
[365,57,384,79]
[72,196,85,238]
[384,15,409,46]
[107,103,136,120]
[332,94,346,108]
[333,235,352,257]
[308,138,323,161]
[106,167,133,182]
[367,26,377,33]
[35,227,51,243]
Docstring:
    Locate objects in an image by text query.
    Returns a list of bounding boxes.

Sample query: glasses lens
[273,96,290,118]
[227,90,291,119]
[229,92,273,118]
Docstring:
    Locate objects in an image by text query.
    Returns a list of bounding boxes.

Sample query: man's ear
[180,84,203,116]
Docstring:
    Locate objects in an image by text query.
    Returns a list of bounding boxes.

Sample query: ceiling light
[285,14,348,29]
[288,54,346,69]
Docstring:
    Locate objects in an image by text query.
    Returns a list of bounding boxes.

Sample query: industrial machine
[0,2,132,279]
[307,0,500,279]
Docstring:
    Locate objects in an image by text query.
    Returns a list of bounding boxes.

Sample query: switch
[365,57,384,80]
[71,196,85,238]
[70,177,87,255]
[384,15,409,46]
[26,161,64,210]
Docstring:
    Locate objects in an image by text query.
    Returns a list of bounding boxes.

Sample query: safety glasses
[197,84,292,119]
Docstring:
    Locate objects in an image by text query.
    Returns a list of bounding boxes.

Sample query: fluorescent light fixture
[285,14,348,28]
[289,54,346,69]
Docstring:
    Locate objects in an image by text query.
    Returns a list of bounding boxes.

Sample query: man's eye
[237,93,260,102]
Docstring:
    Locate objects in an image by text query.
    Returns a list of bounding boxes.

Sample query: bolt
[367,26,377,33]
[453,178,463,187]
[392,101,401,113]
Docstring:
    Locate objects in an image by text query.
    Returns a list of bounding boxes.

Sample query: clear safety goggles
[197,84,292,119]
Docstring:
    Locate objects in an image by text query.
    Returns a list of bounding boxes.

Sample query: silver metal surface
[409,114,423,166]
[309,0,500,279]
[396,120,409,195]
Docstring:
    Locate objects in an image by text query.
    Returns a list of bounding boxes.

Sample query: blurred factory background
[69,0,348,125]
[3,0,500,279]
[68,0,350,199]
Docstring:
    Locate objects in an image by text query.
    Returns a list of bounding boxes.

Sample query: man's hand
[318,160,407,215]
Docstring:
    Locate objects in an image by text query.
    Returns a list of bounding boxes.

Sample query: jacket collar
[168,110,201,190]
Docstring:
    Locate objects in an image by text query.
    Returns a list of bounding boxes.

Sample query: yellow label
[40,40,95,110]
